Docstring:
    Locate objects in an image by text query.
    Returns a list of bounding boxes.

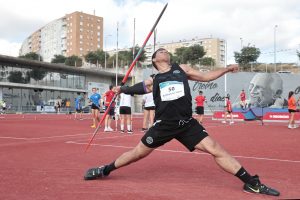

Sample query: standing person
[222,96,234,124]
[194,90,206,124]
[240,89,246,109]
[103,85,116,132]
[287,91,298,129]
[66,99,71,114]
[119,93,133,134]
[56,96,62,113]
[89,88,101,128]
[75,94,83,120]
[142,92,155,132]
[2,101,6,114]
[84,48,280,197]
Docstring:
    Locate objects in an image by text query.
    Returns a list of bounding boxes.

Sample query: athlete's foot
[127,130,133,134]
[243,175,280,196]
[222,121,226,124]
[91,125,96,128]
[84,166,108,180]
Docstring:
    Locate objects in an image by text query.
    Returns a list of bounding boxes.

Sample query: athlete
[119,93,133,134]
[194,90,206,124]
[222,96,234,124]
[84,48,280,197]
[89,88,101,128]
[75,94,83,120]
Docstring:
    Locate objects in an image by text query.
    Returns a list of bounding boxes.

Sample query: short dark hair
[152,48,166,70]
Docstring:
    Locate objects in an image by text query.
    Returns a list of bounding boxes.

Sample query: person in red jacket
[222,96,234,124]
[287,91,298,129]
[194,91,206,124]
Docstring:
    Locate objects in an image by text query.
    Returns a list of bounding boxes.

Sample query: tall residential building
[143,37,225,67]
[19,11,103,62]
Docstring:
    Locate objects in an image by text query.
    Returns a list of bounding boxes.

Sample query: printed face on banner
[248,73,283,107]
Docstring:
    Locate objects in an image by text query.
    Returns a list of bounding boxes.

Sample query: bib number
[159,81,185,101]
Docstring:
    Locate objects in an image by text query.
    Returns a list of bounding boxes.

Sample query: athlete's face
[92,88,96,93]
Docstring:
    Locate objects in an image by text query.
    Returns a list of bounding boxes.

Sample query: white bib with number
[159,81,185,101]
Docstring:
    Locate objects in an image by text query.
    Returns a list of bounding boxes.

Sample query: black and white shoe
[243,175,280,196]
[84,166,108,180]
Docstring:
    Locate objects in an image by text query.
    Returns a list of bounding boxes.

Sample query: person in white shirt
[142,92,155,131]
[119,93,133,134]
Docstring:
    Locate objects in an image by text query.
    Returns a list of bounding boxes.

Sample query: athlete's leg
[195,136,241,174]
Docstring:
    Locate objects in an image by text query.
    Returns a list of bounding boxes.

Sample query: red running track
[0,114,299,200]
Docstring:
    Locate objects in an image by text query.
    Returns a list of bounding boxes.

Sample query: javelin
[85,3,168,152]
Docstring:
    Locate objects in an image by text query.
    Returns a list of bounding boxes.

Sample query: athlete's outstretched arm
[180,64,239,82]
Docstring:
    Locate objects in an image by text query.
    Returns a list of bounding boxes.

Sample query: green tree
[174,45,205,65]
[106,47,146,68]
[8,71,25,83]
[30,68,47,81]
[84,50,105,66]
[200,57,215,67]
[51,54,66,64]
[65,55,82,67]
[19,52,43,61]
[234,46,260,71]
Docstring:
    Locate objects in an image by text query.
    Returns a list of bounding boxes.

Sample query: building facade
[0,55,125,113]
[19,12,103,62]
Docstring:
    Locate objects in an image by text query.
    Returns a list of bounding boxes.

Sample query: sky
[0,0,300,64]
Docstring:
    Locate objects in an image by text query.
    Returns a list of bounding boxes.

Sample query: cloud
[0,0,299,64]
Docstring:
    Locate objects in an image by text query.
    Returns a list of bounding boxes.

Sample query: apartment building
[108,37,225,68]
[19,12,103,62]
[144,38,225,67]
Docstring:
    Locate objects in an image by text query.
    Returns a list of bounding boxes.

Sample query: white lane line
[66,141,300,164]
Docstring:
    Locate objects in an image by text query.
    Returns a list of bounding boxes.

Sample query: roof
[0,54,122,78]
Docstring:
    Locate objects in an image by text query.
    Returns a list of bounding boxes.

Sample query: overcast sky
[0,0,300,64]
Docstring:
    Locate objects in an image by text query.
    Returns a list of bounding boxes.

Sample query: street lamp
[240,37,243,49]
[274,25,278,72]
[104,34,112,69]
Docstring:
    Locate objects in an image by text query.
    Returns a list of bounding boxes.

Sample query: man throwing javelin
[84,48,280,197]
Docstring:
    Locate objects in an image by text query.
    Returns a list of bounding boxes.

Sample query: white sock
[121,124,124,130]
[127,125,131,131]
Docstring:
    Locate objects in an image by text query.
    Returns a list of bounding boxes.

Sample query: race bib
[159,81,185,101]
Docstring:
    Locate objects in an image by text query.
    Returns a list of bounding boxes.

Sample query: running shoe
[120,130,125,133]
[243,175,280,196]
[222,121,226,124]
[91,125,96,128]
[84,166,108,180]
[127,130,133,134]
[141,128,148,132]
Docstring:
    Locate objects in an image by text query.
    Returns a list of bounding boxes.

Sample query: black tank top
[152,63,192,121]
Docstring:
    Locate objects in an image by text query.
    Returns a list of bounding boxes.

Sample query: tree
[105,46,146,68]
[8,71,25,83]
[30,68,47,81]
[297,50,300,61]
[84,50,105,66]
[234,46,260,71]
[174,45,206,65]
[51,55,66,64]
[65,55,82,67]
[200,57,215,67]
[19,52,43,61]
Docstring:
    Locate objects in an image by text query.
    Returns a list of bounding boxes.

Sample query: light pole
[274,25,278,72]
[104,34,112,69]
[240,37,243,49]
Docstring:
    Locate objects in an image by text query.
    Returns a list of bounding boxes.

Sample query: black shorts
[91,104,100,110]
[196,106,204,115]
[288,109,296,113]
[120,106,131,115]
[105,106,115,116]
[141,118,208,152]
[226,110,232,114]
[144,106,155,111]
[76,108,82,113]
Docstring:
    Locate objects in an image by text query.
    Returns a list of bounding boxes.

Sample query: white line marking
[66,141,300,164]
